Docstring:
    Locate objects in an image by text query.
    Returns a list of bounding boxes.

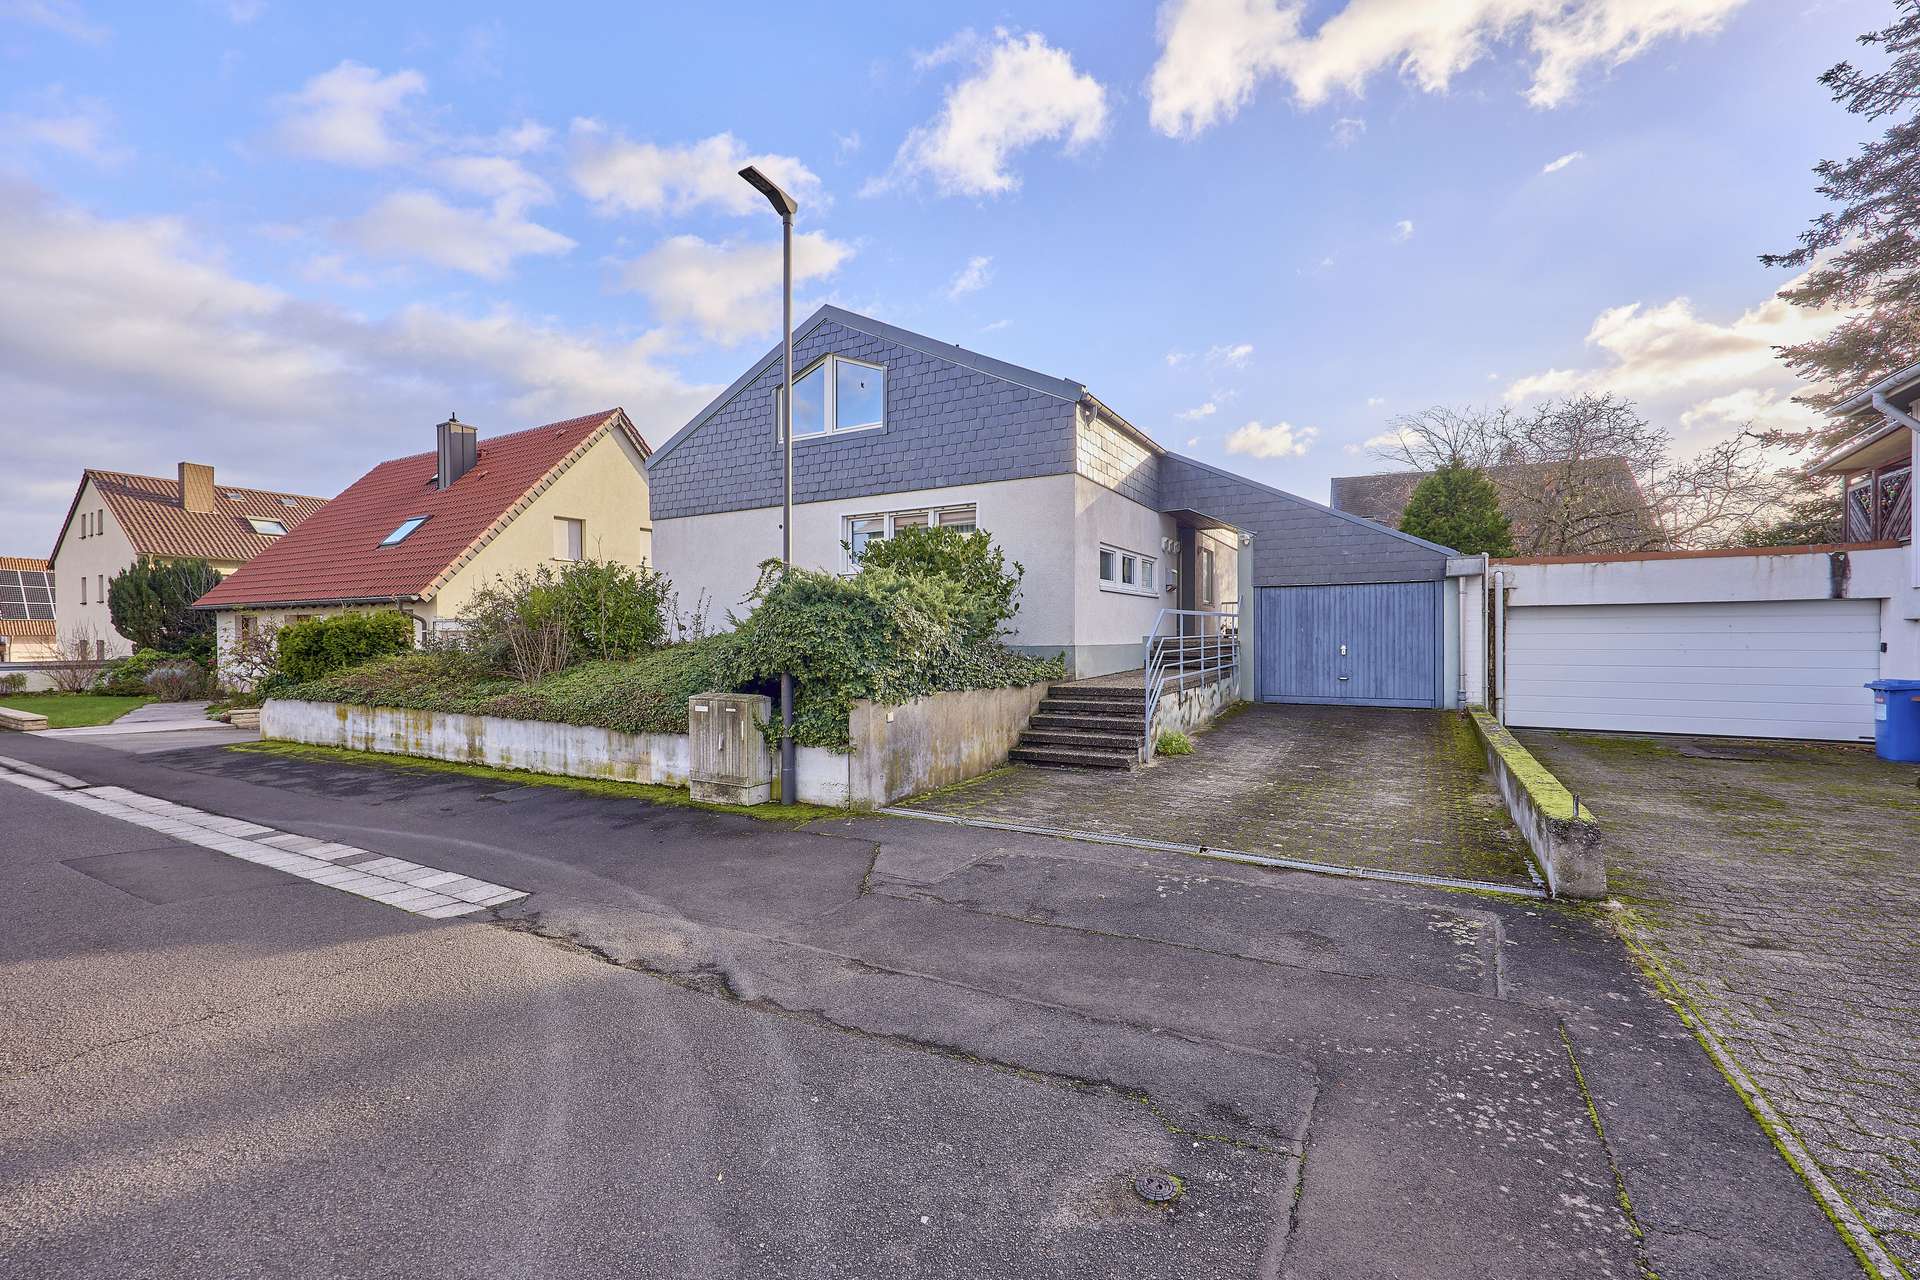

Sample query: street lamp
[739,164,798,805]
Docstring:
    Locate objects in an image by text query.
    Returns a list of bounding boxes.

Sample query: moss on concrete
[1469,709,1594,822]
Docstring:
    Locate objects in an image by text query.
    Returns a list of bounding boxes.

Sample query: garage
[1503,599,1882,741]
[1257,581,1442,707]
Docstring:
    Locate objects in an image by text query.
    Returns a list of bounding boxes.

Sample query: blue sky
[0,0,1884,552]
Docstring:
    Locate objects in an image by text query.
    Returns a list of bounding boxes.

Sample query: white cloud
[1,1,108,43]
[346,189,573,279]
[1542,149,1585,174]
[1330,115,1365,146]
[1166,349,1193,368]
[1392,218,1414,242]
[433,153,552,211]
[1186,435,1201,447]
[981,318,1011,333]
[1207,342,1253,368]
[274,61,426,167]
[569,122,823,218]
[1505,273,1844,441]
[1,89,119,163]
[946,254,993,298]
[1177,401,1218,421]
[1365,395,1385,407]
[1226,420,1318,458]
[226,0,264,23]
[1148,0,1749,137]
[877,28,1107,197]
[0,180,712,551]
[835,130,862,158]
[616,231,853,344]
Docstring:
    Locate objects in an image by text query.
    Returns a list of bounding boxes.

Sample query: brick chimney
[178,462,215,513]
[436,414,478,489]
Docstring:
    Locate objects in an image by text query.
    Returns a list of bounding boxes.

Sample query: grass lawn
[0,694,154,728]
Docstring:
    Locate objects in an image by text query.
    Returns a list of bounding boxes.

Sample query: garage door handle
[1338,675,1349,681]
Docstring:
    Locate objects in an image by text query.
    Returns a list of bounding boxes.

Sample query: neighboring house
[48,463,327,657]
[195,411,653,685]
[1477,368,1918,743]
[648,305,1478,709]
[1331,458,1660,554]
[0,557,57,664]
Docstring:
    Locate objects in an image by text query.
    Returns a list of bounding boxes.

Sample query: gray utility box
[688,693,773,805]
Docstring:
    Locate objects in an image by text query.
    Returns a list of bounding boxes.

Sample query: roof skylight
[380,516,428,547]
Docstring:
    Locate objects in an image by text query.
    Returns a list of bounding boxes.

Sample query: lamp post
[739,164,799,805]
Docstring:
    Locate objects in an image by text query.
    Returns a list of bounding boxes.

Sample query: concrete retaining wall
[1150,676,1238,744]
[847,682,1050,805]
[263,682,1053,809]
[1467,708,1605,899]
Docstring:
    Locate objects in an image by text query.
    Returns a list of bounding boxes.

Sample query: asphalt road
[0,730,1869,1279]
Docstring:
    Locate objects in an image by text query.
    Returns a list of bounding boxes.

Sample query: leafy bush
[108,558,221,657]
[853,525,1024,644]
[277,611,414,683]
[1155,730,1194,757]
[145,660,213,701]
[722,561,1061,748]
[280,635,741,737]
[555,559,670,660]
[0,673,26,696]
[96,649,175,696]
[460,561,671,680]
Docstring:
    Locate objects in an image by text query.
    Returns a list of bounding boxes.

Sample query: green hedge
[278,611,414,683]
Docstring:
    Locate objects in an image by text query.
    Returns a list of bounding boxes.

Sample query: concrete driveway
[1520,729,1920,1278]
[901,703,1537,888]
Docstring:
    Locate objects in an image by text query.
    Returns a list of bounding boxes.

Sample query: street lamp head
[738,165,798,218]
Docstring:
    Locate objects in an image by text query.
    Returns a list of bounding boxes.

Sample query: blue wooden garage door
[1257,582,1441,707]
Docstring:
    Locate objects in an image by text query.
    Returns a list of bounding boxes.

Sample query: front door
[1256,582,1441,707]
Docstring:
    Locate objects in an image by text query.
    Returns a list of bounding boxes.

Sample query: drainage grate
[1133,1173,1181,1204]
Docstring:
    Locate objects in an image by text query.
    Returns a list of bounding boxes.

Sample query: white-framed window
[843,504,979,566]
[776,355,887,441]
[247,518,287,537]
[1198,544,1216,606]
[1098,544,1156,596]
[554,517,584,562]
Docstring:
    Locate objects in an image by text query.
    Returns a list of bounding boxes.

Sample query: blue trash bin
[1865,679,1920,762]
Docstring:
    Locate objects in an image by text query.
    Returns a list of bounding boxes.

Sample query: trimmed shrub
[277,611,414,683]
[555,559,670,660]
[145,660,213,701]
[0,673,26,696]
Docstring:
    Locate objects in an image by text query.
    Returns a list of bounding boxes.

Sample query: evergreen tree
[107,558,221,655]
[1763,1,1920,455]
[1398,464,1515,556]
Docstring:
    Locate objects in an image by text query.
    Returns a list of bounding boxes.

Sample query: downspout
[1456,575,1469,710]
[1492,570,1509,725]
[1872,389,1920,436]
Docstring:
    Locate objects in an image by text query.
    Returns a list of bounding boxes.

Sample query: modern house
[647,306,1480,710]
[195,411,653,685]
[0,557,57,664]
[48,464,327,656]
[1331,457,1660,554]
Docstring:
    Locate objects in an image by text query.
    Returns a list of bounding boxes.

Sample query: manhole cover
[1134,1173,1182,1204]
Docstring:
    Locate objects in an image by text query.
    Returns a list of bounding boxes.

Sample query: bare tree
[45,624,102,693]
[1371,393,1794,553]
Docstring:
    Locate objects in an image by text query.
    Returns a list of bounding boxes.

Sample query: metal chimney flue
[436,413,477,490]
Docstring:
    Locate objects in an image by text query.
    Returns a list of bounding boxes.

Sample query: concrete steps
[1010,681,1143,770]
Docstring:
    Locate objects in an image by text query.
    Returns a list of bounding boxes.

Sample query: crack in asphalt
[488,911,1310,1162]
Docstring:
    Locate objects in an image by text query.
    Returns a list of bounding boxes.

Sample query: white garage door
[1505,600,1881,741]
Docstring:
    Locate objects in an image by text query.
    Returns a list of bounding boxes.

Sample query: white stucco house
[646,306,1478,708]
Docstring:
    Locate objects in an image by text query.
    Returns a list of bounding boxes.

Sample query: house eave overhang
[194,593,428,612]
[1810,417,1912,476]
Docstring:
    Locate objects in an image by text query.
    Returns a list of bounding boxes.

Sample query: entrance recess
[1256,582,1441,707]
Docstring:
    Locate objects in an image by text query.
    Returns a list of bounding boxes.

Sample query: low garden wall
[263,679,1053,809]
[1150,676,1239,742]
[1467,708,1606,899]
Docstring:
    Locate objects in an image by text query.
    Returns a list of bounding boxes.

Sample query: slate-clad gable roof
[195,410,646,610]
[56,471,327,565]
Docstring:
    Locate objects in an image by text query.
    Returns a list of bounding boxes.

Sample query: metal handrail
[1141,608,1240,758]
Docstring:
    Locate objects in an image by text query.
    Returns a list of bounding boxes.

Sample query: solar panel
[0,570,54,620]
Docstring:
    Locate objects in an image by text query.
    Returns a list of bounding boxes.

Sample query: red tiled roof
[0,556,49,572]
[0,618,56,640]
[196,410,646,610]
[54,471,327,565]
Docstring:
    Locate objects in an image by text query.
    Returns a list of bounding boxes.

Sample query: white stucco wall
[1072,475,1179,676]
[49,478,141,656]
[651,473,1080,649]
